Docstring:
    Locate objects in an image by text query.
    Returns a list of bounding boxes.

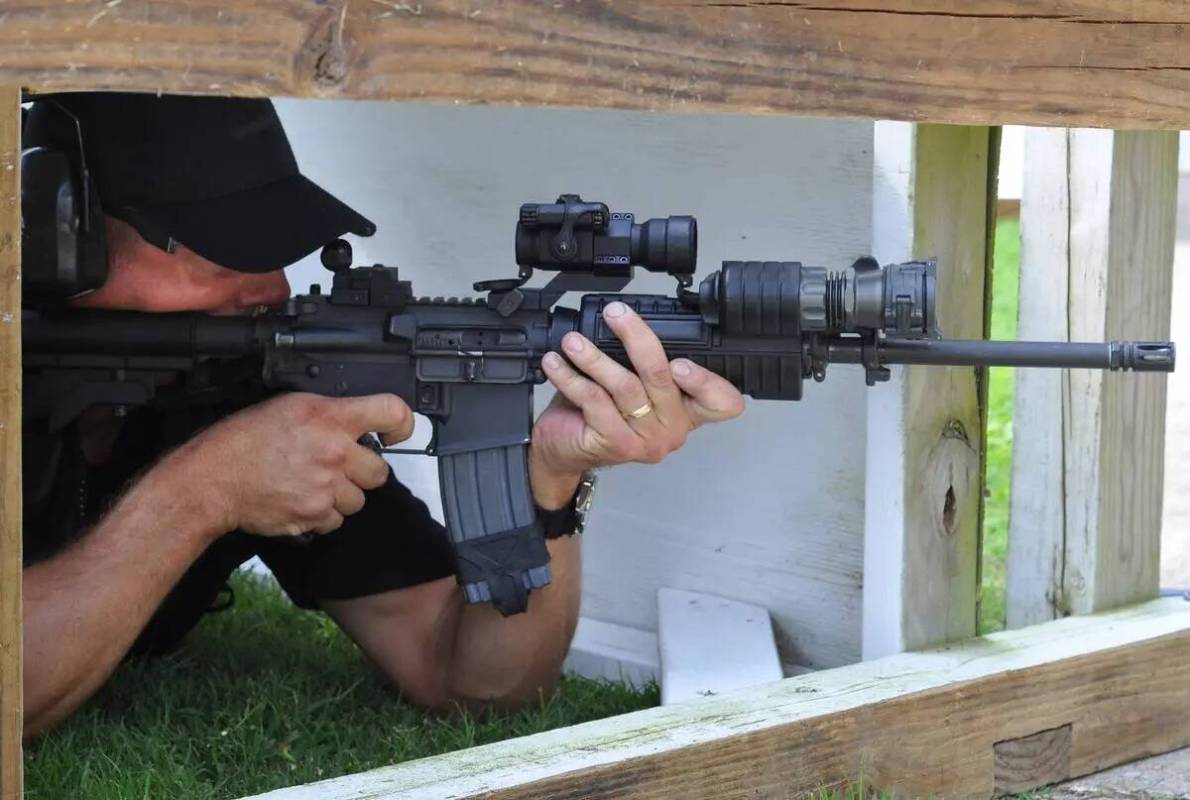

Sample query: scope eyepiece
[516,194,697,285]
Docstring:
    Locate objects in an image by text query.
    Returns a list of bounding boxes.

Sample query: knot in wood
[942,485,957,534]
[301,4,352,90]
[940,418,969,443]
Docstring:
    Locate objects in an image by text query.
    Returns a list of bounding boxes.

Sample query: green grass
[24,571,659,799]
[981,217,1021,634]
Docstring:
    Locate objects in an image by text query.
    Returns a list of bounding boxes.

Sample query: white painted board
[658,588,782,705]
[562,616,659,688]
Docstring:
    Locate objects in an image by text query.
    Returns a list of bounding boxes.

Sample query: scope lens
[633,215,697,277]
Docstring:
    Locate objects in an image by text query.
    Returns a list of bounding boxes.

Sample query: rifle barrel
[826,338,1175,372]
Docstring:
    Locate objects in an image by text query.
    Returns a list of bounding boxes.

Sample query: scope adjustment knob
[321,239,354,273]
[550,233,578,261]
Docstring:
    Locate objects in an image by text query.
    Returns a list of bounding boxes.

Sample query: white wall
[275,100,874,668]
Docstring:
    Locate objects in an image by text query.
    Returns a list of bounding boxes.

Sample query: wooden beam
[3,2,1190,129]
[240,597,1190,800]
[993,724,1073,796]
[0,86,22,800]
[1007,130,1178,627]
[863,123,992,658]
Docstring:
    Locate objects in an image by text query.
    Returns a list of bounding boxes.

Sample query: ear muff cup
[21,144,108,299]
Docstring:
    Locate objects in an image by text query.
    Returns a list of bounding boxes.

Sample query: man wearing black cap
[20,93,745,735]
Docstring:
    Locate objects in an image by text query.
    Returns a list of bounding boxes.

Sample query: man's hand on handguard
[168,393,412,538]
[529,300,746,507]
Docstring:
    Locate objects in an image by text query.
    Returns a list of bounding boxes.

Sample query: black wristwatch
[537,472,597,539]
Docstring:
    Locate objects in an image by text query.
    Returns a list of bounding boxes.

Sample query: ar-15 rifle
[23,194,1175,616]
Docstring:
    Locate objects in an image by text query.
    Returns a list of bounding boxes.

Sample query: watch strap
[536,472,596,539]
[537,497,580,540]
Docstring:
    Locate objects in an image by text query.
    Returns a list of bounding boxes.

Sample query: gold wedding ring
[622,401,654,420]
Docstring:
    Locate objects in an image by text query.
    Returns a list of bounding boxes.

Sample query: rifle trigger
[359,433,431,457]
[378,446,433,456]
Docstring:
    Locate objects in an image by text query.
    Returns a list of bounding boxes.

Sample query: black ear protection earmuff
[21,99,109,300]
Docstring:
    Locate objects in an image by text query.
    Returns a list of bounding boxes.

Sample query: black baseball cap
[22,92,376,273]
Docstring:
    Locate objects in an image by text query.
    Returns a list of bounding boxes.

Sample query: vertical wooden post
[863,123,996,658]
[1007,130,1178,628]
[0,86,21,800]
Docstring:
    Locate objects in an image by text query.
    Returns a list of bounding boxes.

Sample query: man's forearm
[23,452,225,735]
[317,468,587,712]
[443,534,582,709]
[437,466,585,708]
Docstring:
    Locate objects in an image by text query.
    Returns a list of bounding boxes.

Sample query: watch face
[574,472,597,534]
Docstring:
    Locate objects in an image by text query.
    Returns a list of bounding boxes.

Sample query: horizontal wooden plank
[4,1,1189,128]
[242,597,1190,800]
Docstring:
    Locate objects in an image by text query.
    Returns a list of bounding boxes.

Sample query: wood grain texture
[1007,128,1071,627]
[993,724,1073,795]
[241,597,1190,800]
[1008,130,1177,627]
[1095,132,1177,610]
[864,124,990,658]
[3,1,1190,128]
[904,125,993,648]
[0,86,22,800]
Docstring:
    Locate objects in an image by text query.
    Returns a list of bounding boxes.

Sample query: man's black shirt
[22,398,456,655]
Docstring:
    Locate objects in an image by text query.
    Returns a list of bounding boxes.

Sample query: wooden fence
[3,3,1188,798]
